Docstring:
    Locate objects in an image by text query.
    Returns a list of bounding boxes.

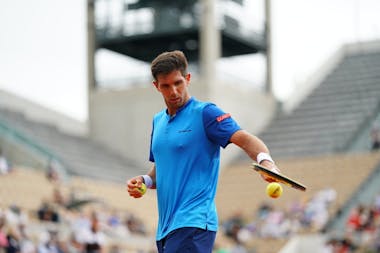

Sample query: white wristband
[141,175,153,188]
[257,152,274,164]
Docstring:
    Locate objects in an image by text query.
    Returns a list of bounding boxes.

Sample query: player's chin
[169,99,184,108]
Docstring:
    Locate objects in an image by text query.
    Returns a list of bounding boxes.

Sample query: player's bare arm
[230,129,281,181]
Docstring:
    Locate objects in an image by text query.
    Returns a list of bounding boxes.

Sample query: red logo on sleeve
[216,113,231,122]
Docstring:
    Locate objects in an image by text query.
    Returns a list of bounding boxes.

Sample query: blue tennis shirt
[149,97,241,240]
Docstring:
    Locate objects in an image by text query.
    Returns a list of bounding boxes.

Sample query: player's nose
[169,86,179,96]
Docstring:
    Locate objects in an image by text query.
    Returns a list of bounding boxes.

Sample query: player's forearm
[143,164,156,189]
[230,130,270,162]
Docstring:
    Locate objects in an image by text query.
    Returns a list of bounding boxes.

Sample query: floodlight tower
[95,0,266,61]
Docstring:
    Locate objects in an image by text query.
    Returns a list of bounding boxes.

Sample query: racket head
[251,163,307,192]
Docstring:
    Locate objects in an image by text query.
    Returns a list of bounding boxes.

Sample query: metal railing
[0,118,69,181]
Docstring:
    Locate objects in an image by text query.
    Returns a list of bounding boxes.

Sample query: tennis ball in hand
[135,183,147,195]
[266,182,283,198]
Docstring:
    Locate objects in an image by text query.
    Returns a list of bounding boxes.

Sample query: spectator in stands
[0,148,12,175]
[106,210,120,228]
[344,201,380,250]
[17,224,35,253]
[230,243,248,253]
[322,238,338,253]
[256,202,273,220]
[66,233,83,253]
[0,215,8,250]
[301,188,336,231]
[260,209,285,238]
[346,204,366,234]
[76,215,106,253]
[370,124,380,150]
[219,187,338,244]
[105,210,131,238]
[37,202,60,223]
[52,187,66,207]
[125,214,147,236]
[373,227,380,253]
[45,159,60,183]
[374,193,380,213]
[322,237,357,253]
[37,230,65,253]
[126,50,282,253]
[305,188,337,230]
[222,212,245,242]
[5,226,21,253]
[70,210,91,238]
[4,206,28,228]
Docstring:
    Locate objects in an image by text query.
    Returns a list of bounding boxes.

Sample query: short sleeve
[203,104,241,148]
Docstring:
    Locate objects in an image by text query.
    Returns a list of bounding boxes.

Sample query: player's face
[153,70,191,115]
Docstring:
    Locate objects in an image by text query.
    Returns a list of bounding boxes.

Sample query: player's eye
[175,80,183,86]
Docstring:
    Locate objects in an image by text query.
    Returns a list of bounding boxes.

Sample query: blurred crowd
[323,193,380,253]
[0,146,344,253]
[0,152,155,253]
[219,188,337,253]
[2,143,380,253]
[4,150,339,253]
[0,192,155,253]
[0,194,154,253]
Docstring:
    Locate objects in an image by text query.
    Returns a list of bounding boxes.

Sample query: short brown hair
[151,50,188,81]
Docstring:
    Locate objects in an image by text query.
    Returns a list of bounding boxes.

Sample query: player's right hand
[259,160,281,183]
[126,176,144,198]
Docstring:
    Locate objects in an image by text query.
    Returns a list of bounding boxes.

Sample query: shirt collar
[166,97,194,120]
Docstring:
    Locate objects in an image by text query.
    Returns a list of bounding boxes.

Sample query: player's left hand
[259,160,281,183]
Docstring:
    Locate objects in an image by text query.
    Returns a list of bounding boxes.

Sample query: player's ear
[185,73,191,82]
[152,81,159,89]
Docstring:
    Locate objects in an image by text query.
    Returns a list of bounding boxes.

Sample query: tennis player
[126,50,280,253]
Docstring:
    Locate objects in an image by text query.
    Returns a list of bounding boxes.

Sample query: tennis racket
[252,163,307,192]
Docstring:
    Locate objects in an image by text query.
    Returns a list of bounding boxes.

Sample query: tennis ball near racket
[266,182,283,198]
[135,183,147,195]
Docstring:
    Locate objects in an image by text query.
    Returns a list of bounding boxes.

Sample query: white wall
[0,0,88,122]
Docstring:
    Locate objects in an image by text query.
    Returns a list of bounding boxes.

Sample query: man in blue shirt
[127,50,281,253]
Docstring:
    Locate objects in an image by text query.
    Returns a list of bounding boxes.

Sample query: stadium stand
[252,47,380,159]
[0,167,157,252]
[224,40,380,252]
[0,107,144,183]
[2,151,379,252]
[216,152,380,252]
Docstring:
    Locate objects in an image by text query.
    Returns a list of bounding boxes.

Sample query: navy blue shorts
[156,227,216,253]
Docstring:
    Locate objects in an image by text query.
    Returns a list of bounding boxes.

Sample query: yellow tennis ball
[136,183,147,195]
[266,182,283,198]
